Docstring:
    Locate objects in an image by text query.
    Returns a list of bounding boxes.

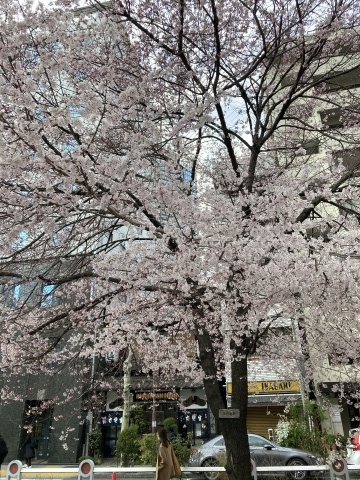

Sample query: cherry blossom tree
[0,0,360,478]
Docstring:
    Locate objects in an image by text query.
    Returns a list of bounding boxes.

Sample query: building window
[181,166,192,183]
[0,282,38,309]
[22,45,39,68]
[159,206,171,223]
[334,148,360,173]
[333,149,360,216]
[320,107,342,128]
[13,230,29,250]
[320,106,360,129]
[69,105,84,118]
[315,67,360,92]
[328,354,355,366]
[35,107,46,121]
[63,139,77,155]
[40,284,59,308]
[0,283,17,309]
[181,165,197,197]
[296,139,320,155]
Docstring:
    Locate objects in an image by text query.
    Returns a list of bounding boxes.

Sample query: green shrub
[276,402,327,459]
[321,432,336,448]
[78,455,94,463]
[139,432,191,466]
[277,420,327,458]
[139,433,158,466]
[115,425,141,466]
[88,428,102,454]
[171,436,191,465]
[164,417,178,434]
[131,404,147,434]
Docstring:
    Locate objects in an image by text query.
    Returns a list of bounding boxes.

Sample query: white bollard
[6,460,23,480]
[78,459,95,480]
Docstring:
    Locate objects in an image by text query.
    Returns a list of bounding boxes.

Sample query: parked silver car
[189,434,324,480]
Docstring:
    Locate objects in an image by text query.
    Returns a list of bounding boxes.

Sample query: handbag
[170,445,182,478]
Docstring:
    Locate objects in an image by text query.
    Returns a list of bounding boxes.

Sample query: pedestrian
[167,426,176,441]
[200,420,210,443]
[156,426,179,480]
[21,430,37,468]
[180,424,187,440]
[0,433,8,466]
[181,424,191,448]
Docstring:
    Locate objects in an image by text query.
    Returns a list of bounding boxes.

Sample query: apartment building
[268,35,360,439]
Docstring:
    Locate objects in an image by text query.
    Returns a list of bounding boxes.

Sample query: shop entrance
[19,400,53,460]
[247,406,285,438]
[100,411,123,458]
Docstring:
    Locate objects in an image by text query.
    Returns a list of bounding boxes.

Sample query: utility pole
[121,347,133,432]
[152,376,157,433]
[291,318,309,423]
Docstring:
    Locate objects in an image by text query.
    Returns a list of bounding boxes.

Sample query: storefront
[227,380,301,439]
[246,402,293,438]
[100,411,123,457]
[100,389,180,456]
[133,390,180,430]
[178,388,210,443]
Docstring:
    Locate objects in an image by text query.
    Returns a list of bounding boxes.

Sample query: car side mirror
[264,444,274,450]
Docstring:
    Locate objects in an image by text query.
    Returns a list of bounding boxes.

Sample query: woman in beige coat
[155,427,175,480]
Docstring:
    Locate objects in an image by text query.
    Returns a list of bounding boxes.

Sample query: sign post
[219,409,240,419]
[329,459,349,480]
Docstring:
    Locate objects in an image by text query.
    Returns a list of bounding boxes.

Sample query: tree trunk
[121,347,133,432]
[220,355,251,480]
[198,328,252,480]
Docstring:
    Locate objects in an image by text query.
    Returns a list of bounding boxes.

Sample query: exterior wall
[0,366,89,464]
[269,46,360,438]
[319,396,346,437]
[312,345,360,435]
[0,400,25,464]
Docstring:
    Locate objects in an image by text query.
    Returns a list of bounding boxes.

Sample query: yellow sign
[226,380,300,395]
[135,391,179,401]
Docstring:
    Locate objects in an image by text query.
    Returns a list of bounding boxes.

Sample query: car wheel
[202,457,220,480]
[286,458,308,480]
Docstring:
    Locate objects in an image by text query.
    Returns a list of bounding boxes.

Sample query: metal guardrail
[6,458,360,479]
